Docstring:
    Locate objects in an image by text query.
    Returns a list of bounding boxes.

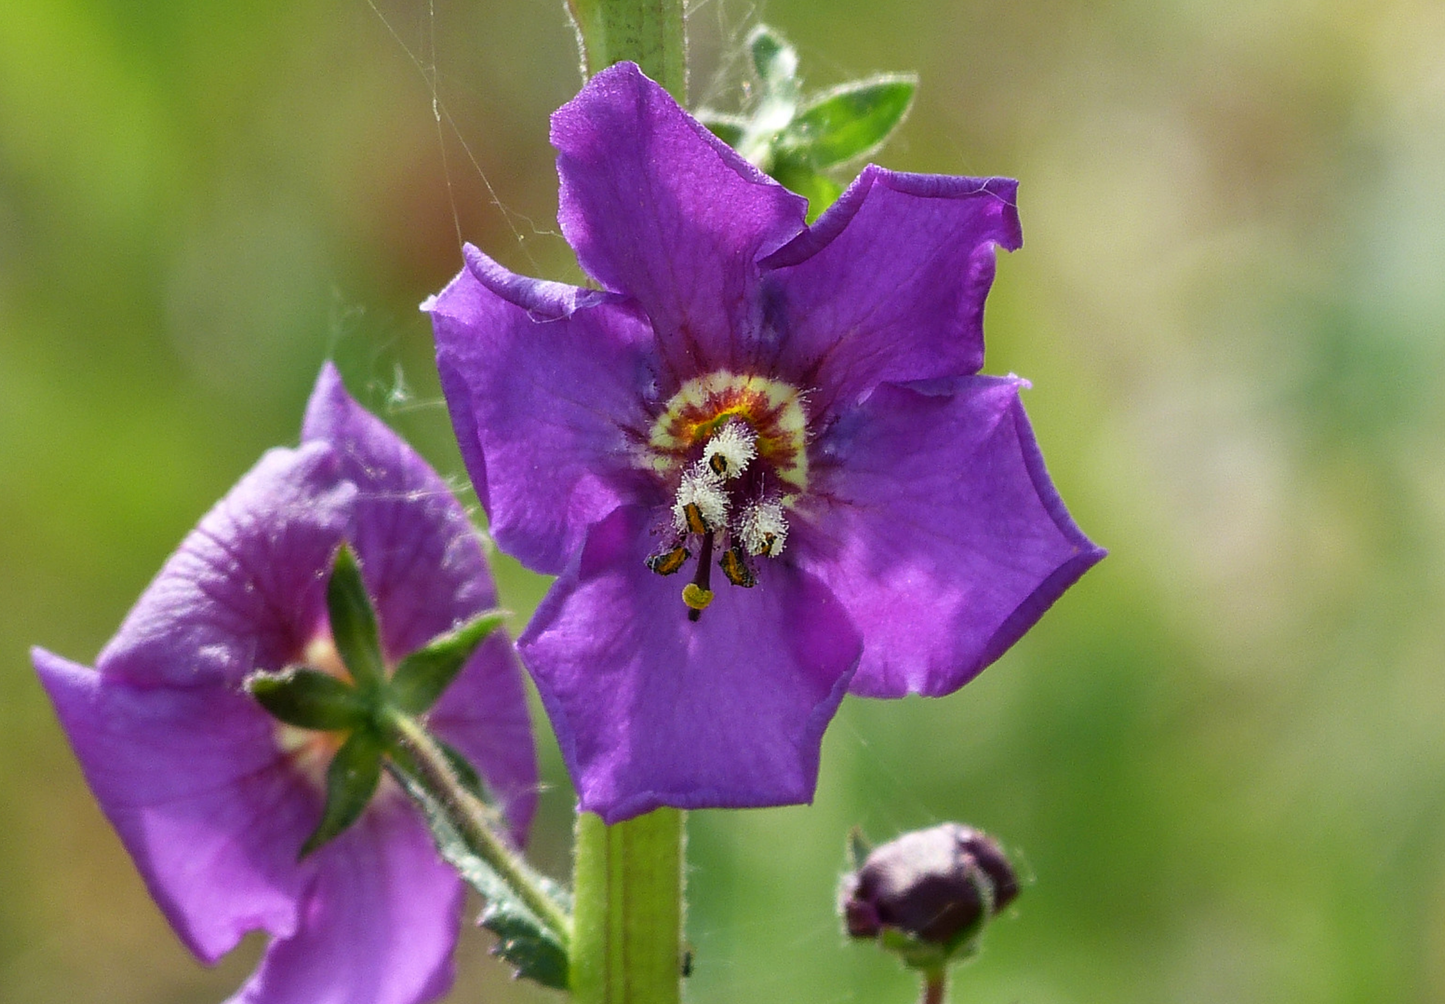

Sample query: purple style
[428,62,1103,824]
[34,364,536,1004]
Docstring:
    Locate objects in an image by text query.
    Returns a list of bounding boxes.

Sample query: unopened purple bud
[841,823,1018,954]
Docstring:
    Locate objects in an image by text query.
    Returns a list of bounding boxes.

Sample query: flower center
[643,371,808,493]
[274,636,351,786]
[642,372,807,620]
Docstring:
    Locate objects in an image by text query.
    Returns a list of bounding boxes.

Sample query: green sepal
[879,922,982,972]
[697,113,746,148]
[770,160,846,223]
[326,544,385,692]
[299,728,384,859]
[387,610,506,715]
[388,765,572,990]
[847,825,874,872]
[779,75,917,169]
[245,667,370,731]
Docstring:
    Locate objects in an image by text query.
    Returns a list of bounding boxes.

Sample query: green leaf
[748,24,799,96]
[245,667,369,731]
[479,892,572,993]
[326,544,385,691]
[387,610,506,715]
[299,729,383,858]
[696,112,746,149]
[388,765,571,990]
[771,159,846,222]
[780,75,917,169]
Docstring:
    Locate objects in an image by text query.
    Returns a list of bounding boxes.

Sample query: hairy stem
[571,809,685,1003]
[385,711,572,942]
[565,0,687,101]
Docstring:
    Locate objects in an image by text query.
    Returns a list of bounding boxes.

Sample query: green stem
[571,809,685,1003]
[921,969,948,1004]
[564,0,687,101]
[385,711,572,943]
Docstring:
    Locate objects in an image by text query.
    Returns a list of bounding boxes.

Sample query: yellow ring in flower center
[643,371,808,490]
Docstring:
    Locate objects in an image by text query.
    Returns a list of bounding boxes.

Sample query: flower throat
[641,372,806,620]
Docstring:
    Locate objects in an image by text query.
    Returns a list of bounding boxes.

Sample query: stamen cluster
[650,420,791,619]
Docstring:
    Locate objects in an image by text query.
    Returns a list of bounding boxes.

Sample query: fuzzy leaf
[771,159,846,222]
[782,75,917,168]
[389,765,571,990]
[748,24,798,96]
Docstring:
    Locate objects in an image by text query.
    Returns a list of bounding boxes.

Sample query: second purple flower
[428,62,1104,823]
[34,365,537,1004]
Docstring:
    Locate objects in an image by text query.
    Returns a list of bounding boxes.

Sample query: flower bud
[840,823,1018,968]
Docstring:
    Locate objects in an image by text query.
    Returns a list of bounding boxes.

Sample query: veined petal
[429,246,660,575]
[301,362,497,658]
[519,506,861,823]
[224,802,462,1004]
[95,444,354,688]
[798,377,1105,697]
[551,61,808,376]
[34,650,314,963]
[760,169,1022,412]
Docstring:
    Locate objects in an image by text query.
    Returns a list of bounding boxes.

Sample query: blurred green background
[4,0,1444,1000]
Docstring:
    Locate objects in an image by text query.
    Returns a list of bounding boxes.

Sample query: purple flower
[33,363,536,1004]
[428,62,1103,824]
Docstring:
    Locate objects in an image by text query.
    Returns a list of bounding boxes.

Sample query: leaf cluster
[245,545,507,857]
[698,25,917,221]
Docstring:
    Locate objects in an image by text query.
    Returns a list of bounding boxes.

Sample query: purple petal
[551,62,807,376]
[302,363,539,839]
[797,377,1104,697]
[96,444,354,688]
[428,631,539,842]
[34,649,316,962]
[302,362,495,658]
[429,246,660,575]
[225,800,462,1004]
[519,506,861,823]
[760,169,1022,413]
